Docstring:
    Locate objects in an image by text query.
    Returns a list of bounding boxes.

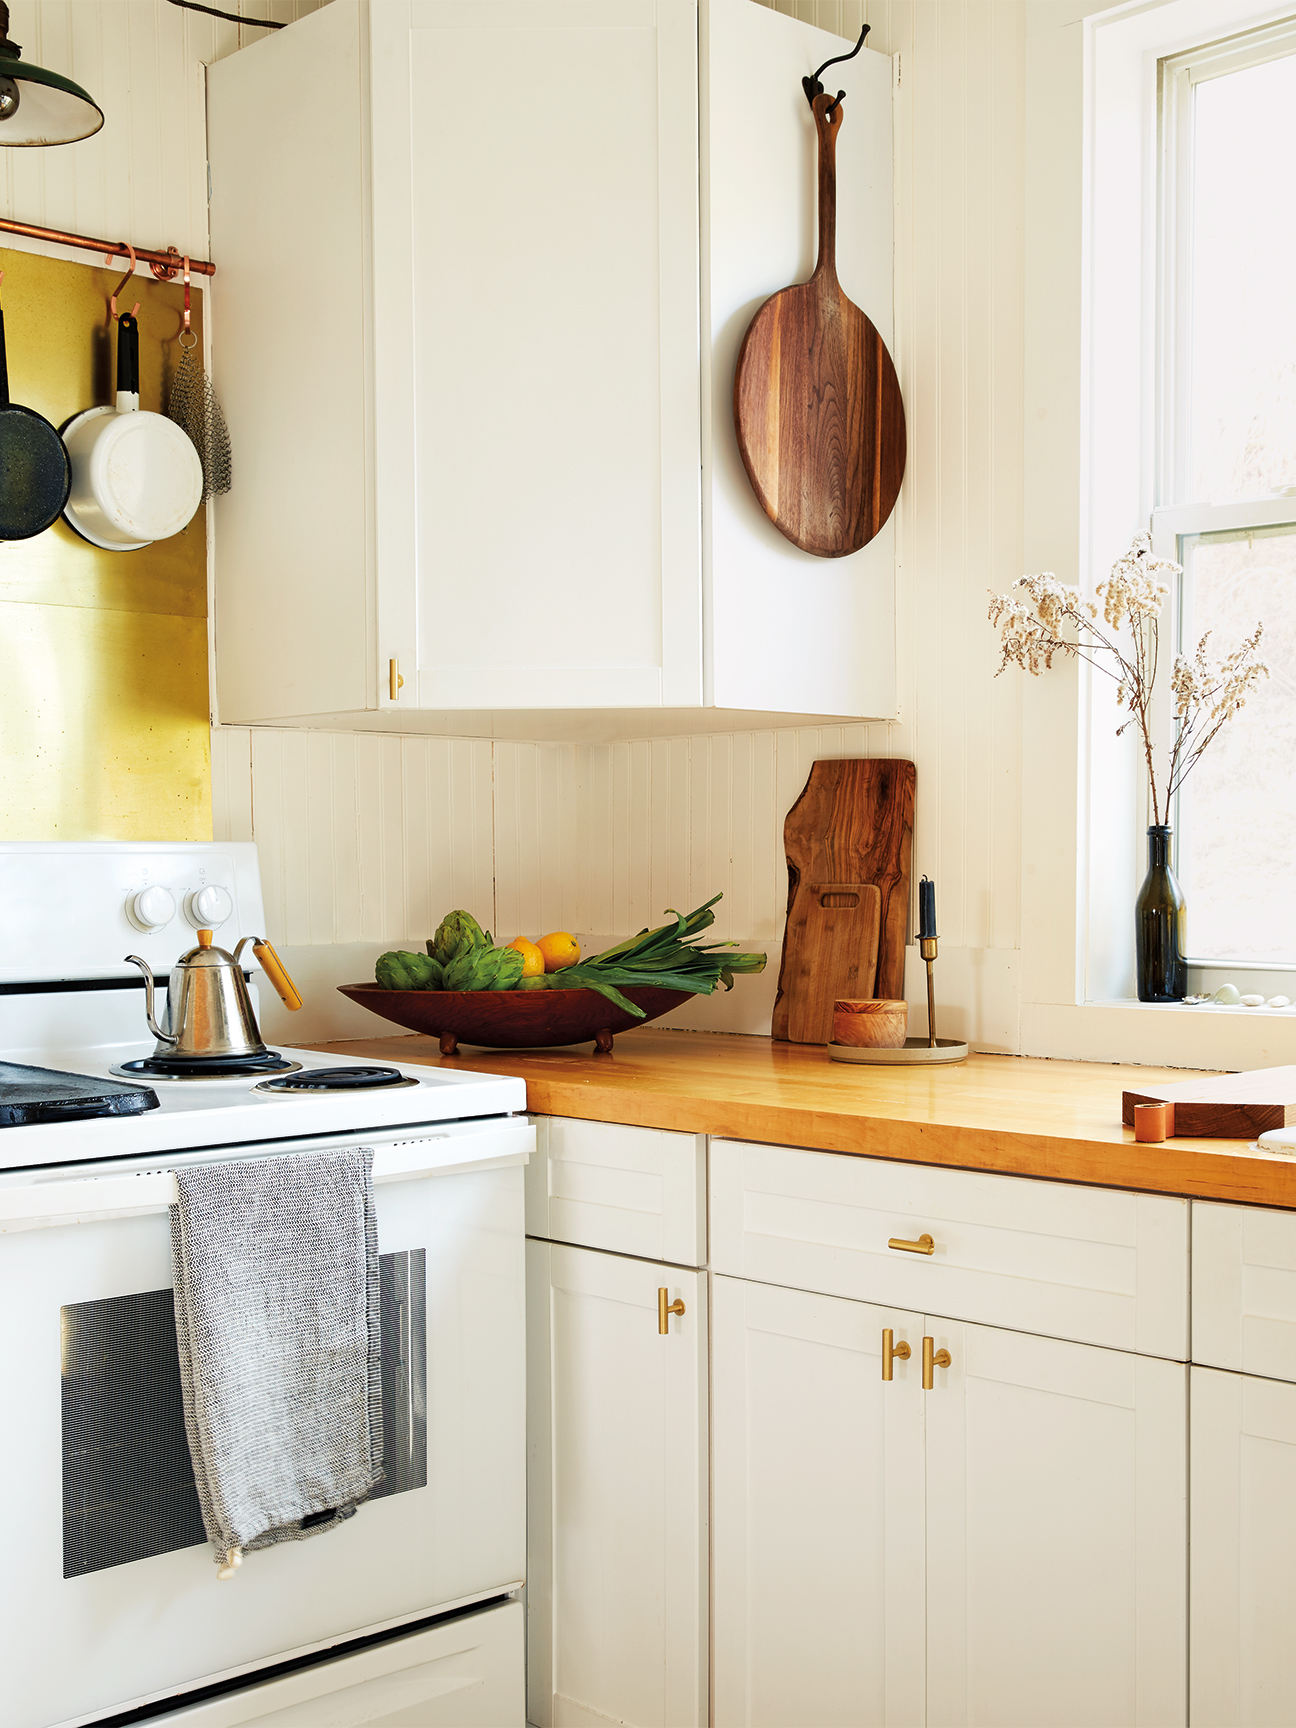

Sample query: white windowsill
[1021,995,1296,1072]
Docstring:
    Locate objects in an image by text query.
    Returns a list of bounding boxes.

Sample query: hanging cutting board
[1122,1066,1296,1138]
[772,758,915,1044]
[734,90,905,558]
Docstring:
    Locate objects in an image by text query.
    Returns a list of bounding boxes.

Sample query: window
[1153,21,1296,968]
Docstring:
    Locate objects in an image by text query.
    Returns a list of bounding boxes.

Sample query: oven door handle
[0,1121,535,1233]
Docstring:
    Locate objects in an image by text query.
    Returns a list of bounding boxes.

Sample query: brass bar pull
[888,1233,935,1256]
[389,658,405,701]
[881,1327,911,1380]
[921,1335,952,1390]
[658,1288,685,1334]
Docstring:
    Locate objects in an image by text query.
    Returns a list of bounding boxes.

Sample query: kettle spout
[124,954,178,1046]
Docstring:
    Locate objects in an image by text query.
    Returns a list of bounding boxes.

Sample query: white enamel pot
[62,313,202,551]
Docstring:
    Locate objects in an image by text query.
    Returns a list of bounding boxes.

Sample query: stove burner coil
[116,1052,303,1080]
[254,1066,418,1093]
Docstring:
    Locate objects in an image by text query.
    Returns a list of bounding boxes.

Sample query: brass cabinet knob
[888,1233,935,1255]
[658,1288,686,1334]
[921,1335,952,1389]
[389,658,405,700]
[881,1327,912,1380]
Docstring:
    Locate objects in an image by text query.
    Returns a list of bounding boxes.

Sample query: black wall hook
[801,22,870,112]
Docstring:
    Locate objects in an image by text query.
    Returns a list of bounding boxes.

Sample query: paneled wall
[0,1,326,843]
[1,0,1030,1048]
[215,0,1029,1050]
[2,0,326,258]
[214,722,895,954]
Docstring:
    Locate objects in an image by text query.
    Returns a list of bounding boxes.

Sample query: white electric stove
[0,842,529,1728]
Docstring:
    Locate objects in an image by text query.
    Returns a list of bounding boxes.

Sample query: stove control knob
[127,885,177,933]
[184,884,233,930]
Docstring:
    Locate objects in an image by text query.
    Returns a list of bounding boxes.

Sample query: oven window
[61,1249,427,1578]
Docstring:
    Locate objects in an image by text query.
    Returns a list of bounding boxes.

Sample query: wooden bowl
[832,998,908,1049]
[337,983,693,1055]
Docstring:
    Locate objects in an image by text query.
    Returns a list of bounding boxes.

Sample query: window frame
[1150,19,1296,974]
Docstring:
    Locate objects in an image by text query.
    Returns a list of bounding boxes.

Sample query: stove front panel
[2,1150,524,1728]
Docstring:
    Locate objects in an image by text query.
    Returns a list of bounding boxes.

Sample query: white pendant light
[0,2,103,147]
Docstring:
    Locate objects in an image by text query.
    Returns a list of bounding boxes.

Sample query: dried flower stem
[988,534,1268,826]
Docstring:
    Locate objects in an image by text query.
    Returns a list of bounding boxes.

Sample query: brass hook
[107,242,140,320]
[178,254,197,349]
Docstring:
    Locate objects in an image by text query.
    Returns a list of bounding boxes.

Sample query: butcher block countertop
[312,1029,1296,1211]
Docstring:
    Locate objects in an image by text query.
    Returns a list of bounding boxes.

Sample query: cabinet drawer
[710,1139,1188,1358]
[1193,1200,1296,1379]
[527,1117,706,1266]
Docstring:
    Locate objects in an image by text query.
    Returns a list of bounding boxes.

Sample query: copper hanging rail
[0,218,214,279]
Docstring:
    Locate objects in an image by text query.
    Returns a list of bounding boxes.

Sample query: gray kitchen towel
[169,1148,384,1570]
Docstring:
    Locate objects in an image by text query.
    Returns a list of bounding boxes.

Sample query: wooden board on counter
[1123,1065,1296,1138]
[772,758,914,1045]
[309,1029,1296,1212]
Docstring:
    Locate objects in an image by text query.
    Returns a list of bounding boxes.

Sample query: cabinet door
[1190,1366,1296,1727]
[527,1242,706,1728]
[924,1319,1187,1728]
[373,0,703,713]
[711,1275,925,1728]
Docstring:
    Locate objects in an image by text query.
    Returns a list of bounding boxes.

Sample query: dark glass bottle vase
[1136,825,1187,1002]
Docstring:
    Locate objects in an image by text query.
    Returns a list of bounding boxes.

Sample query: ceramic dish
[827,1035,969,1065]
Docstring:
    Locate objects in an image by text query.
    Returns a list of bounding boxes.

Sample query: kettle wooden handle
[252,939,302,1012]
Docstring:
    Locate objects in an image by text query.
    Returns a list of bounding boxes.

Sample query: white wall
[207,0,1032,1053]
[23,0,1290,1069]
[1,0,327,258]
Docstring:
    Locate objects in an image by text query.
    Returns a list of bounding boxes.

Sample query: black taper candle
[918,875,936,941]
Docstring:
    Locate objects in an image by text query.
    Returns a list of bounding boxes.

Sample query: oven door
[0,1119,530,1728]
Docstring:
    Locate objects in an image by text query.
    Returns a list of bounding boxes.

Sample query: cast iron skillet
[0,287,71,540]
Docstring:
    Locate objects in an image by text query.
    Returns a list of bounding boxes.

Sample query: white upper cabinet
[208,0,897,737]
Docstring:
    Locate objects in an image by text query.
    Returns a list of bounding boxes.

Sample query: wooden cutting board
[734,92,906,558]
[772,758,915,1044]
[1122,1066,1296,1138]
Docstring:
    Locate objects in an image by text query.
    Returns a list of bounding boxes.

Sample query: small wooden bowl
[832,998,908,1049]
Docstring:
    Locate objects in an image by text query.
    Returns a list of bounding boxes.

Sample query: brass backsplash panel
[0,245,210,839]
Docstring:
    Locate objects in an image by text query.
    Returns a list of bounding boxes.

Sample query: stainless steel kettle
[124,929,302,1060]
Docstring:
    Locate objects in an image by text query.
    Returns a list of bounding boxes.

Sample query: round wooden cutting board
[734,92,905,558]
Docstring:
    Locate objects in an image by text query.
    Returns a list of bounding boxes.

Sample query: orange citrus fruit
[537,931,581,972]
[508,936,546,978]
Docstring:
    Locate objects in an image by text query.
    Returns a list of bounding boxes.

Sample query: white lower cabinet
[711,1282,1187,1728]
[526,1240,707,1728]
[924,1319,1187,1728]
[1190,1365,1296,1727]
[711,1276,926,1727]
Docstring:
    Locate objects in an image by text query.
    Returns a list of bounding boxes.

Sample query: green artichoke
[442,943,526,992]
[429,910,491,966]
[480,946,525,990]
[375,950,444,991]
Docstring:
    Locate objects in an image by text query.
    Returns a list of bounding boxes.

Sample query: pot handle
[116,313,140,411]
[252,939,303,1012]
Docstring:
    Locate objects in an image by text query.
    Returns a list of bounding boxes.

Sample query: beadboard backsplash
[213,722,1020,1054]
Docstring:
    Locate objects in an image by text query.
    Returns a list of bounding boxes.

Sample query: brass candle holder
[920,935,938,1049]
